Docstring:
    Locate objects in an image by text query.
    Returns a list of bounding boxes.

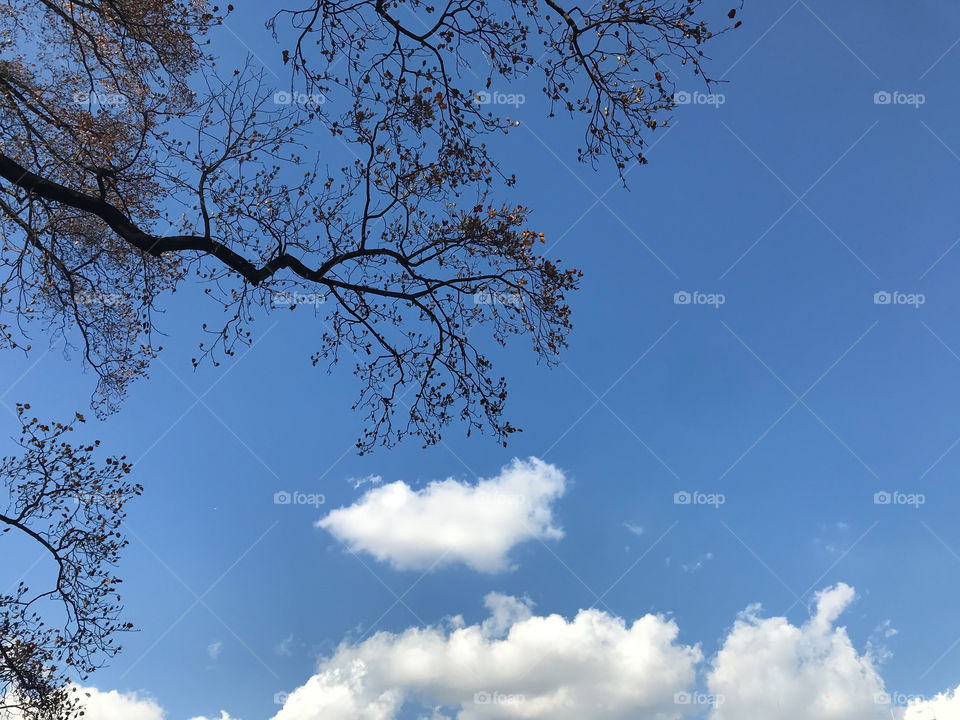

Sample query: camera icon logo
[273,91,292,105]
[674,491,692,505]
[873,291,891,305]
[874,91,892,105]
[274,691,290,705]
[274,491,292,505]
[474,91,492,105]
[674,91,692,105]
[674,692,692,705]
[874,491,892,505]
[474,691,492,705]
[674,291,691,305]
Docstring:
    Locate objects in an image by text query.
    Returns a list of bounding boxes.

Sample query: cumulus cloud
[707,584,889,720]
[64,686,165,720]
[317,458,566,572]
[901,684,960,719]
[26,585,958,720]
[270,592,701,720]
[270,583,960,720]
[0,686,242,720]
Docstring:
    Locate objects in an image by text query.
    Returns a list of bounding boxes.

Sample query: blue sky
[4,1,960,718]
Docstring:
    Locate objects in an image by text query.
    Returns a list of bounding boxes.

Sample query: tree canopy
[1,404,138,720]
[0,0,738,453]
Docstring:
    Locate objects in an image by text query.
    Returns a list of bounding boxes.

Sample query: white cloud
[65,687,165,720]
[865,619,897,666]
[208,640,223,661]
[349,474,383,490]
[18,586,956,720]
[275,633,297,657]
[317,458,566,572]
[0,686,236,720]
[901,684,960,719]
[707,584,889,720]
[681,552,713,573]
[270,592,701,720]
[623,522,644,536]
[273,584,952,720]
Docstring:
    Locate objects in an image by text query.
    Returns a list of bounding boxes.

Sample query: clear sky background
[4,1,960,719]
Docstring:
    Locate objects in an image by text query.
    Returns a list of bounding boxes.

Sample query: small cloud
[348,474,383,490]
[623,522,644,536]
[207,641,222,661]
[318,457,566,573]
[274,633,296,657]
[681,552,713,573]
[814,521,851,555]
[866,619,897,666]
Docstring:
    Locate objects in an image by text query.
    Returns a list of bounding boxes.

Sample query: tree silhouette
[0,0,739,452]
[1,404,139,720]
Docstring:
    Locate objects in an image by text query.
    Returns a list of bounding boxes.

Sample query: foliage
[0,404,139,719]
[0,1,738,452]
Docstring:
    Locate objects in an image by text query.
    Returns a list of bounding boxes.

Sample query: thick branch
[0,153,432,298]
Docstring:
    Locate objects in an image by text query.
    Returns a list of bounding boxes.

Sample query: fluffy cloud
[64,687,165,720]
[271,583,960,720]
[47,687,237,720]
[28,585,958,720]
[708,584,888,720]
[317,458,566,572]
[7,686,236,720]
[901,684,960,718]
[270,592,701,720]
